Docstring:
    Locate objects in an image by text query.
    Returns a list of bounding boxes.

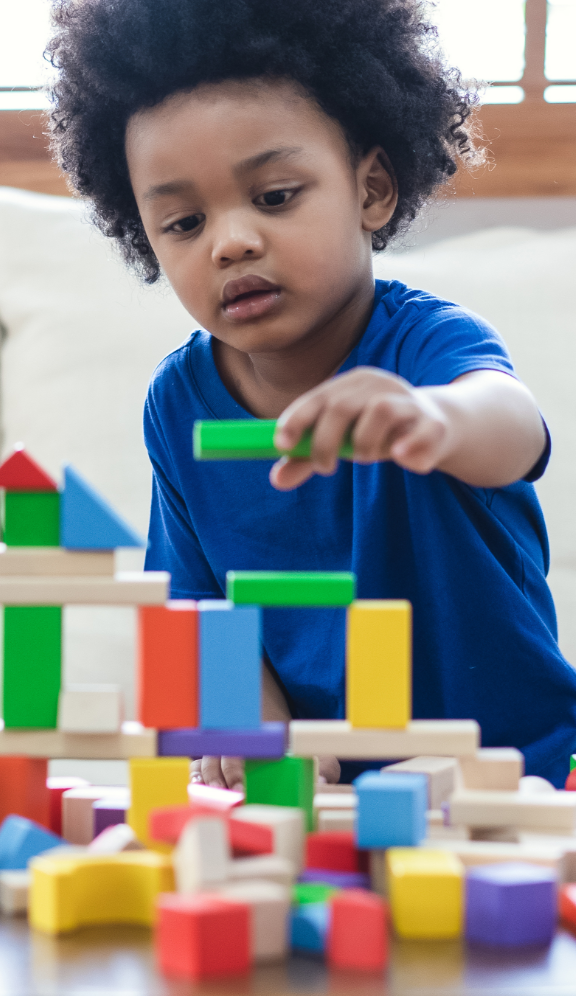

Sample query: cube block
[245,757,315,831]
[382,756,457,809]
[156,892,251,978]
[128,758,190,851]
[62,786,129,845]
[93,799,127,838]
[216,879,291,962]
[173,815,230,893]
[158,722,287,758]
[0,815,62,869]
[387,848,464,939]
[466,862,557,946]
[58,684,123,733]
[230,804,304,868]
[0,869,30,915]
[354,771,427,848]
[0,757,50,826]
[137,602,198,730]
[290,901,329,953]
[226,571,355,607]
[199,602,261,729]
[3,491,60,546]
[3,606,62,729]
[328,889,388,970]
[47,777,89,836]
[346,600,411,728]
[305,831,364,873]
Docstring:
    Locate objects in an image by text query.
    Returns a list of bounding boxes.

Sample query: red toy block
[47,776,89,835]
[137,603,198,729]
[0,447,58,491]
[188,783,244,811]
[565,770,576,791]
[0,757,50,827]
[560,883,576,929]
[306,831,367,873]
[156,892,251,979]
[149,803,272,855]
[327,889,388,971]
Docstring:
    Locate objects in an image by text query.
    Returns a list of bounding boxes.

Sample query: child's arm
[270,368,546,491]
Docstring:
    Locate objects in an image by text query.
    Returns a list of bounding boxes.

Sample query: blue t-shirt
[144,279,576,787]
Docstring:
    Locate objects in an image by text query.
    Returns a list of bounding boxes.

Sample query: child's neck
[212,280,375,419]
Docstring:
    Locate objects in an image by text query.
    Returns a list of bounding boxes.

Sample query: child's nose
[210,213,265,267]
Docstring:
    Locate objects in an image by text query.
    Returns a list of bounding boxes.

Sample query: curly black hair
[47,0,479,283]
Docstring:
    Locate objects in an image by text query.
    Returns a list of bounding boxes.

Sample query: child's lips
[222,288,281,321]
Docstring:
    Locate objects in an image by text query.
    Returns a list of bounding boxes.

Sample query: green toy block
[3,492,60,546]
[244,757,315,831]
[3,606,62,728]
[193,419,354,461]
[571,754,576,772]
[293,882,341,905]
[226,571,356,607]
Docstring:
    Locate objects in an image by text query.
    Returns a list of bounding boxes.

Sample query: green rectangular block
[244,757,315,831]
[3,492,60,546]
[193,419,354,461]
[3,606,62,728]
[571,754,576,772]
[226,571,356,607]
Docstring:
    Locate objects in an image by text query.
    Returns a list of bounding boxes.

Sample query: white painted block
[290,719,479,759]
[382,756,458,809]
[317,810,355,832]
[230,805,305,871]
[449,789,576,833]
[215,880,290,962]
[58,685,123,733]
[88,823,143,854]
[313,793,356,811]
[174,817,230,894]
[458,748,524,790]
[62,786,129,845]
[0,726,156,759]
[0,870,30,915]
[0,571,169,605]
[229,854,295,887]
[0,546,114,576]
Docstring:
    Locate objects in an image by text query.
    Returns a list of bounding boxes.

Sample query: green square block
[226,571,356,607]
[244,757,315,831]
[3,492,60,546]
[193,419,354,461]
[3,606,62,728]
[571,754,576,772]
[292,882,340,905]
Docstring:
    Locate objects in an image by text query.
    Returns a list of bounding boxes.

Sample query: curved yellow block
[29,850,174,934]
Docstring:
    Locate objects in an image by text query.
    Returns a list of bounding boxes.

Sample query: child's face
[126,79,396,355]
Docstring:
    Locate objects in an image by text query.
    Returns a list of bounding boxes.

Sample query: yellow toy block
[29,851,174,934]
[128,757,190,852]
[346,600,411,728]
[386,848,464,939]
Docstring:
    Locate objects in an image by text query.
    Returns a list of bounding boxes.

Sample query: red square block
[0,757,49,827]
[306,831,365,873]
[156,893,251,979]
[328,889,388,971]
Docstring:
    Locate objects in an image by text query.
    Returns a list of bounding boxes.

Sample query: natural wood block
[346,600,411,728]
[449,789,576,833]
[58,685,123,733]
[314,793,356,812]
[215,879,291,962]
[230,805,305,872]
[317,810,355,833]
[383,757,458,809]
[0,870,30,915]
[417,837,565,872]
[229,854,295,887]
[458,748,524,790]
[0,571,169,605]
[0,726,157,759]
[289,719,480,759]
[173,816,230,893]
[0,546,114,576]
[62,786,129,845]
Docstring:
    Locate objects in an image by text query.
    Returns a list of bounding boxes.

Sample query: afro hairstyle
[47,0,480,283]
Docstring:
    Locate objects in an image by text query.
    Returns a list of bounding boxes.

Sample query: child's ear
[358,147,398,232]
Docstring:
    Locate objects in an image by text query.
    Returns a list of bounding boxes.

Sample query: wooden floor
[4,915,576,995]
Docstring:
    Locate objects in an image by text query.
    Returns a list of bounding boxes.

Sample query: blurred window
[432,0,527,85]
[545,0,576,79]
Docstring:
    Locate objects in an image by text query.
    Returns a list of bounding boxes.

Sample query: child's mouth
[221,275,282,321]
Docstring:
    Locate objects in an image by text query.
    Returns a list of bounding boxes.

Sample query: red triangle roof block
[0,448,58,491]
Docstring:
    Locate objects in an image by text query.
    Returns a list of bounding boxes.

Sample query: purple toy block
[299,869,371,890]
[157,722,287,758]
[93,799,127,838]
[466,862,557,947]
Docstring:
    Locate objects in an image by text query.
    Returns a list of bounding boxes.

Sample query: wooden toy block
[305,830,364,873]
[426,809,470,841]
[560,883,576,929]
[193,418,354,461]
[313,792,356,815]
[0,757,50,826]
[0,546,114,575]
[328,889,388,971]
[449,789,576,833]
[93,799,127,837]
[0,447,58,491]
[566,770,576,791]
[29,850,174,934]
[293,881,341,905]
[245,757,315,831]
[571,754,576,773]
[289,719,480,759]
[149,802,270,855]
[290,901,329,953]
[0,815,62,869]
[315,782,356,794]
[173,816,230,893]
[466,862,557,946]
[230,804,305,869]
[520,775,556,794]
[3,606,61,728]
[215,880,291,962]
[0,869,30,915]
[386,848,464,939]
[355,771,427,849]
[458,747,524,790]
[47,776,89,835]
[299,868,370,889]
[0,725,157,759]
[3,491,60,546]
[199,602,261,729]
[60,465,144,549]
[62,786,129,845]
[159,722,288,758]
[318,810,355,833]
[0,571,169,605]
[346,600,411,728]
[229,854,295,887]
[149,805,207,844]
[58,684,123,733]
[137,602,198,730]
[187,783,244,811]
[88,823,143,854]
[383,756,458,809]
[156,892,251,979]
[417,837,565,871]
[226,570,356,607]
[128,757,190,851]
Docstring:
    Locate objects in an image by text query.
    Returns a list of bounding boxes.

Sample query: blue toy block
[0,814,63,869]
[466,862,557,946]
[290,902,330,954]
[354,771,427,849]
[60,465,144,549]
[199,601,261,729]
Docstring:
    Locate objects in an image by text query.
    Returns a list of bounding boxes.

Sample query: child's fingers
[200,756,227,787]
[390,418,446,473]
[351,394,417,463]
[308,405,358,474]
[274,385,330,450]
[221,757,245,792]
[270,456,315,491]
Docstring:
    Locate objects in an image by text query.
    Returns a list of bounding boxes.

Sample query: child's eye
[255,189,295,208]
[169,214,204,233]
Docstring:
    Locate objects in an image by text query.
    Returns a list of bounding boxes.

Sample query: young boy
[48,0,576,788]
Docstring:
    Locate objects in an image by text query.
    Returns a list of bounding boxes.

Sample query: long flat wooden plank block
[449,789,576,833]
[289,719,480,758]
[158,723,287,758]
[227,571,356,607]
[194,419,353,461]
[0,546,114,576]
[0,727,157,759]
[416,837,564,870]
[0,571,169,605]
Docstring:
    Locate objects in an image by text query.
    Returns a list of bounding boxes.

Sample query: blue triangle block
[0,815,63,869]
[61,465,144,549]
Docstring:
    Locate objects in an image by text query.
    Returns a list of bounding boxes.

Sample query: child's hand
[191,756,244,792]
[271,367,449,490]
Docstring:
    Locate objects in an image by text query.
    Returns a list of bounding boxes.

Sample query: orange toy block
[328,889,389,971]
[0,757,49,827]
[137,602,198,729]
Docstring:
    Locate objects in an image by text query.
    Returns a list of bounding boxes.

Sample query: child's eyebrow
[143,146,304,202]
